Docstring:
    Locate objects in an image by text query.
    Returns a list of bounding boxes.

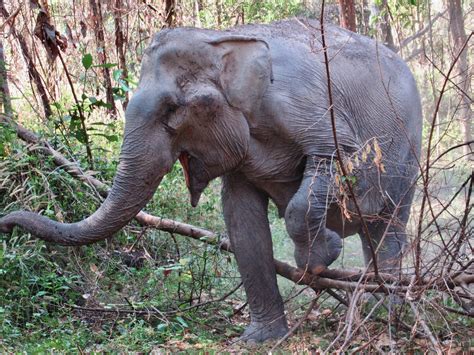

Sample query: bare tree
[0,0,52,117]
[370,0,394,50]
[113,0,129,110]
[448,0,472,161]
[216,0,222,27]
[164,0,176,27]
[0,40,12,114]
[338,0,356,32]
[89,0,116,115]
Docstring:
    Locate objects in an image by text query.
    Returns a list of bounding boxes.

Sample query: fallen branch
[1,115,473,299]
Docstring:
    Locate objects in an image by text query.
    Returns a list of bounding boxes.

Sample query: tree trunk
[192,0,201,27]
[370,0,395,50]
[359,0,371,35]
[338,0,356,32]
[113,0,129,110]
[0,40,12,114]
[216,0,222,27]
[164,0,176,27]
[448,0,472,161]
[0,1,52,118]
[89,0,116,115]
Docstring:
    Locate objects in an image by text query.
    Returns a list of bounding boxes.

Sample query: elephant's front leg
[285,158,343,274]
[222,173,288,342]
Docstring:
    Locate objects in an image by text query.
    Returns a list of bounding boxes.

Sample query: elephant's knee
[284,194,312,244]
[285,193,342,270]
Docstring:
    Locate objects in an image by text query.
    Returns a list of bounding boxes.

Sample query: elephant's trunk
[0,87,177,245]
[0,114,174,245]
[0,157,166,245]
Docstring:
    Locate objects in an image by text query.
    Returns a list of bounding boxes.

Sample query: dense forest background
[0,0,472,352]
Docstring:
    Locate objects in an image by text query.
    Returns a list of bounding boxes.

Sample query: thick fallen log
[1,115,473,300]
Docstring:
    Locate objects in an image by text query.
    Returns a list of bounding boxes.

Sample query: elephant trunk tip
[0,210,100,246]
[0,212,17,234]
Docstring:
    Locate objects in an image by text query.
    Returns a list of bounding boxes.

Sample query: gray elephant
[0,19,422,342]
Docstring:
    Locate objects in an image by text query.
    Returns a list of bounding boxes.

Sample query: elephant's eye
[163,122,177,135]
[162,102,181,136]
[157,93,186,135]
[159,93,184,119]
[165,102,179,115]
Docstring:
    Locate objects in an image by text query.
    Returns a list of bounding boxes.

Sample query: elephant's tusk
[178,151,191,189]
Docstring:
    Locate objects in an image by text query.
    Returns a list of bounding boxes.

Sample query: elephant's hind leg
[222,173,288,342]
[285,157,343,274]
[359,219,408,273]
[359,182,415,273]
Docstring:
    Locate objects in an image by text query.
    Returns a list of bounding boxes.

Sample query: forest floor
[2,222,472,353]
[1,166,472,352]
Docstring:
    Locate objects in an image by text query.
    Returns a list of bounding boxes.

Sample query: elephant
[0,19,422,342]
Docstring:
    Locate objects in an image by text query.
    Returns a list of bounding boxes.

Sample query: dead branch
[113,0,129,110]
[409,301,443,354]
[89,0,116,115]
[415,32,473,282]
[0,2,52,118]
[0,1,20,32]
[71,281,243,318]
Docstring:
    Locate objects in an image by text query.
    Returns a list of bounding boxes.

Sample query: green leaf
[74,129,87,144]
[175,316,188,328]
[90,133,118,142]
[157,323,168,332]
[52,102,63,110]
[120,81,131,92]
[82,53,93,69]
[113,69,123,81]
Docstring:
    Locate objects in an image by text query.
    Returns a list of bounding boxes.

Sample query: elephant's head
[0,28,273,245]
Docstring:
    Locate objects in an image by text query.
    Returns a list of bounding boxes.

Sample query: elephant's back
[230,20,422,167]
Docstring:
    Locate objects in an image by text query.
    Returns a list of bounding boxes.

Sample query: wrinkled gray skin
[0,20,422,342]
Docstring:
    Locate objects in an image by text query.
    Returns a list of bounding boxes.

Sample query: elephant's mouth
[178,151,191,189]
[178,151,212,207]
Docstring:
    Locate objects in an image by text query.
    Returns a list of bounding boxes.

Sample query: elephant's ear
[208,36,273,119]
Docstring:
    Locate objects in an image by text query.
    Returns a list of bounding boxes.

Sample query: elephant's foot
[294,229,342,274]
[239,318,288,343]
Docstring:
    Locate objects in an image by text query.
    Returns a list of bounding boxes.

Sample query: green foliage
[82,53,93,70]
[112,69,135,102]
[50,54,126,169]
[0,120,15,157]
[239,0,303,23]
[0,236,82,351]
[370,0,421,34]
[198,0,303,27]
